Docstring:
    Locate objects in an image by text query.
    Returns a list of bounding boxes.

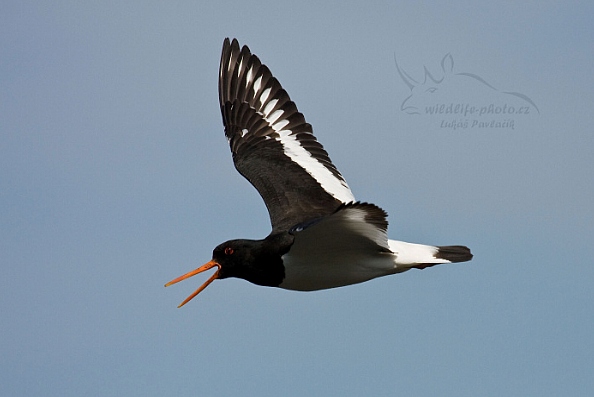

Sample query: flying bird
[165,38,473,307]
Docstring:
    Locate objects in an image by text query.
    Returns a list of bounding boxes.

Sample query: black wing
[218,38,355,232]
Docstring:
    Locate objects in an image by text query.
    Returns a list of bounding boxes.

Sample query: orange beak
[164,260,221,308]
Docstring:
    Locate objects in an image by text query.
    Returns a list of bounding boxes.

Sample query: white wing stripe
[271,118,289,132]
[263,98,278,116]
[246,66,254,85]
[267,108,283,124]
[253,76,262,96]
[274,128,354,203]
[237,58,243,76]
[232,48,354,203]
[260,88,271,105]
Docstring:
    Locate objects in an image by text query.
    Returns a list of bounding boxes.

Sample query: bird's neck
[241,232,293,287]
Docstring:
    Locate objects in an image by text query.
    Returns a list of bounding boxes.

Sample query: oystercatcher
[165,38,473,307]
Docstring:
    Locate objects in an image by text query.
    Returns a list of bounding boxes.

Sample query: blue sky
[2,1,593,396]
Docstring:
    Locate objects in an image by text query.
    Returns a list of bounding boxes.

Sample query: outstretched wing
[219,38,355,232]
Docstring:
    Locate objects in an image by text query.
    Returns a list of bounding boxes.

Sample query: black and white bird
[165,38,473,307]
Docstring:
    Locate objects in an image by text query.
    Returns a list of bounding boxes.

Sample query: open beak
[164,260,221,308]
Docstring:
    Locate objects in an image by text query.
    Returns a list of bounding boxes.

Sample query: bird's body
[166,38,472,307]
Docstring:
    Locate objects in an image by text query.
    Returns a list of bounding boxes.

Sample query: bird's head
[164,239,265,308]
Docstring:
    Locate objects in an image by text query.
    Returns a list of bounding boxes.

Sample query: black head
[211,239,261,280]
[165,237,287,307]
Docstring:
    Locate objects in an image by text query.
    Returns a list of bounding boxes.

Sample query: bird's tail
[388,240,473,270]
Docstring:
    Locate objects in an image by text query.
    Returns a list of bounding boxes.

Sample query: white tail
[388,240,472,270]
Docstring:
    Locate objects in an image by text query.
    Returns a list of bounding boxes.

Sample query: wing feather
[219,38,355,231]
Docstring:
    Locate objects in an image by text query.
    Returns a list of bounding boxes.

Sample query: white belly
[279,250,399,291]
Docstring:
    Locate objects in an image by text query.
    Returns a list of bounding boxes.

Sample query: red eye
[224,247,234,255]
